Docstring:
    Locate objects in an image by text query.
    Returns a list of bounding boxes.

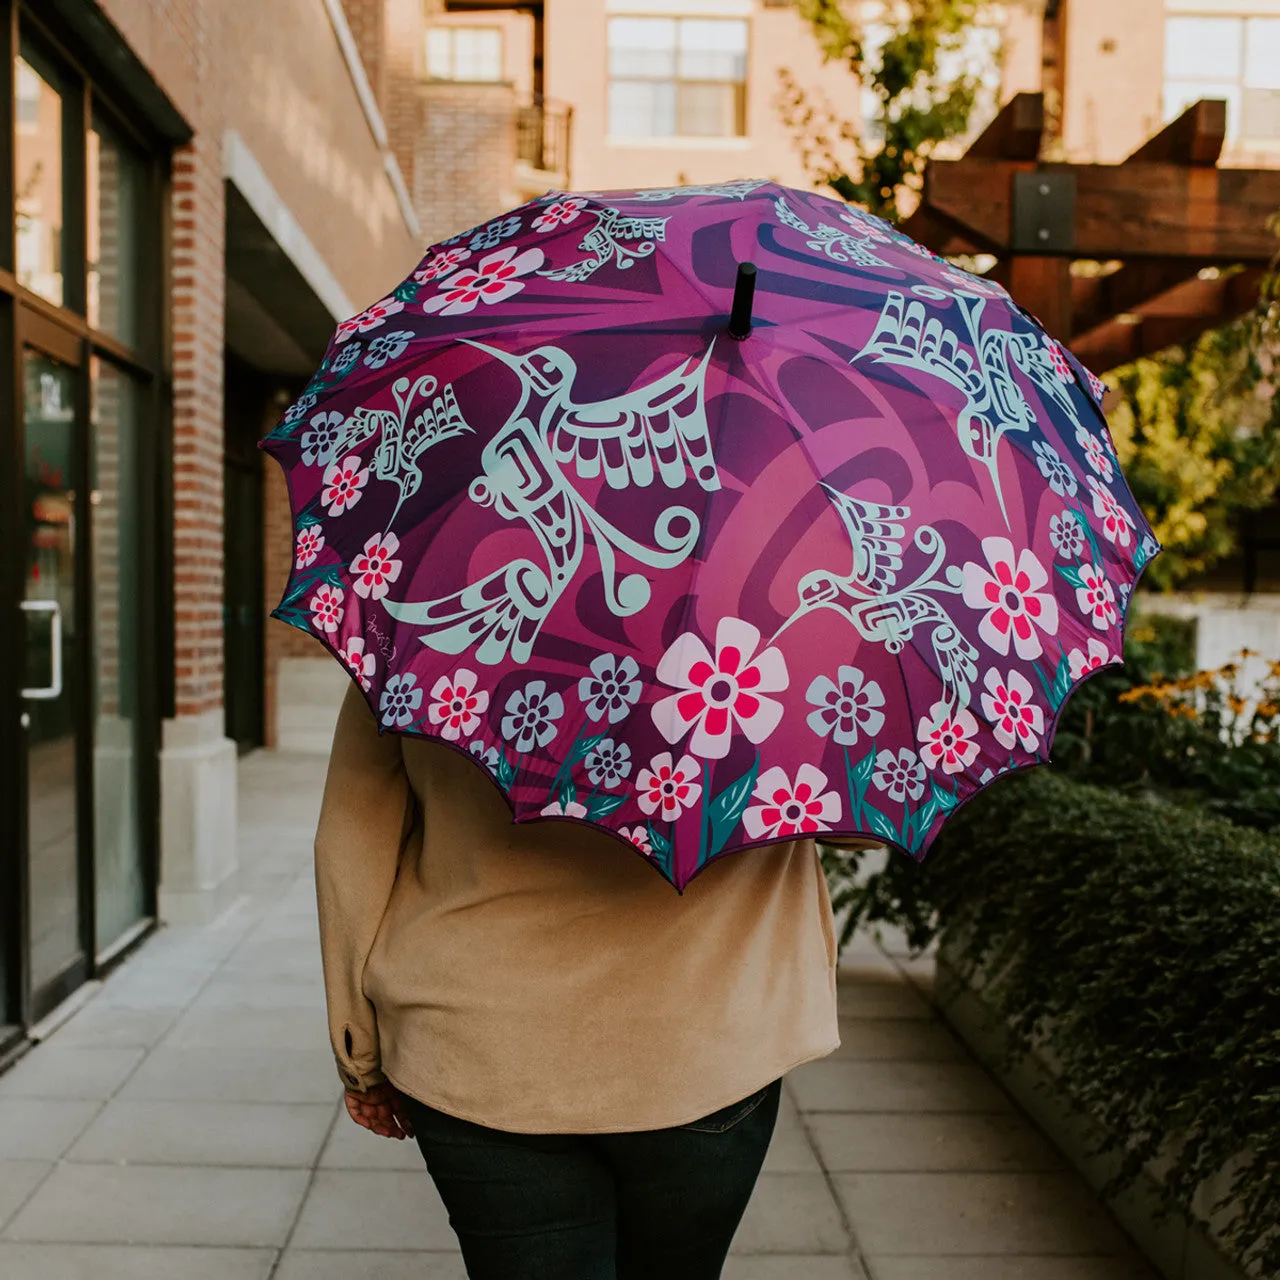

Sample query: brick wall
[341,0,387,110]
[415,80,519,245]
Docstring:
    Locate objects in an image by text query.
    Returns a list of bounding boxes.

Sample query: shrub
[824,769,1280,1274]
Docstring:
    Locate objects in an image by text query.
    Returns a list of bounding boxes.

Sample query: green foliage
[779,0,987,220]
[826,770,1280,1274]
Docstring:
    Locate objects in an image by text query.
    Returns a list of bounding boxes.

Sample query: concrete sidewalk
[0,751,1156,1279]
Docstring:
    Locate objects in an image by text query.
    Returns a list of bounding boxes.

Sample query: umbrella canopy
[262,179,1158,889]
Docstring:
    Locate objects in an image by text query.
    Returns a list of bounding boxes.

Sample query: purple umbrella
[262,179,1158,889]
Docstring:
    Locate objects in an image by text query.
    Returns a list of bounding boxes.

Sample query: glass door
[21,347,89,1010]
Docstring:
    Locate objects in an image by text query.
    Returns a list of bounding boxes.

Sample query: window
[607,17,748,139]
[425,26,504,83]
[1164,15,1280,144]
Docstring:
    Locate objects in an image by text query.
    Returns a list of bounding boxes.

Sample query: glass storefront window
[90,358,146,953]
[88,119,143,346]
[15,46,66,307]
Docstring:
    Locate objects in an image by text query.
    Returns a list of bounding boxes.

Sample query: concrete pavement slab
[47,1004,181,1050]
[789,1060,1011,1114]
[275,1250,467,1279]
[833,978,932,1020]
[3,1163,310,1246]
[761,1099,823,1174]
[830,1017,966,1062]
[833,1172,1136,1256]
[870,1258,1155,1280]
[0,1046,143,1099]
[0,1100,102,1160]
[164,1005,331,1052]
[119,1046,340,1104]
[290,1169,457,1251]
[0,1243,276,1279]
[808,1112,1061,1173]
[320,1116,428,1171]
[725,1258,866,1279]
[0,1162,52,1232]
[66,1099,336,1167]
[728,1173,849,1255]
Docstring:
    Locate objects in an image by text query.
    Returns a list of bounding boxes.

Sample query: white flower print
[349,532,402,601]
[1075,563,1118,631]
[327,342,363,376]
[295,525,325,569]
[341,636,375,691]
[961,537,1060,661]
[363,329,415,370]
[653,618,788,760]
[282,392,317,425]
[579,654,642,725]
[980,668,1044,753]
[469,215,523,251]
[501,680,564,752]
[619,825,654,857]
[428,668,489,741]
[1033,440,1078,498]
[636,753,702,821]
[380,673,423,729]
[321,453,370,517]
[336,296,404,342]
[310,584,345,634]
[1068,638,1111,680]
[469,740,501,771]
[541,800,588,819]
[742,765,842,840]
[1085,476,1135,549]
[872,748,927,803]
[1076,425,1114,481]
[423,246,545,318]
[414,247,471,282]
[917,701,982,775]
[1048,511,1087,561]
[805,667,886,746]
[838,207,892,241]
[585,739,632,789]
[300,411,345,467]
[533,198,588,233]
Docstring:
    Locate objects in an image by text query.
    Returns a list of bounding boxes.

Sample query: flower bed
[824,768,1280,1276]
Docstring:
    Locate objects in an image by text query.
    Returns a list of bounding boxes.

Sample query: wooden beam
[1125,99,1226,167]
[1009,257,1073,341]
[922,158,1280,259]
[1072,260,1209,340]
[898,204,983,257]
[966,92,1045,161]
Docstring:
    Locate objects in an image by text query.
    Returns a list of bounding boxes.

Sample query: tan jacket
[315,683,845,1133]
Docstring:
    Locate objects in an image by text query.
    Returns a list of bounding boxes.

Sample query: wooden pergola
[902,94,1280,374]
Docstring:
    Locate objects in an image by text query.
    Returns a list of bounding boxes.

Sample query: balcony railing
[516,98,572,180]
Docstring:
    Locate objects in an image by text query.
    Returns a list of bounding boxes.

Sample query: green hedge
[824,769,1280,1275]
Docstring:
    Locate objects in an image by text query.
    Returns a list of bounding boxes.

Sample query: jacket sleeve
[314,682,415,1092]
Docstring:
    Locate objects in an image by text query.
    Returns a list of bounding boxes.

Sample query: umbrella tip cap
[728,261,758,341]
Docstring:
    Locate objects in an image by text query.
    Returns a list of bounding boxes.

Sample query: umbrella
[262,179,1158,889]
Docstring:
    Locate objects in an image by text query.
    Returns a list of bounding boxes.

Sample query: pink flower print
[541,800,588,819]
[1084,366,1108,403]
[333,314,363,344]
[533,198,588,233]
[1075,564,1118,631]
[427,668,489,741]
[980,669,1044,754]
[839,208,892,241]
[422,246,546,317]
[341,636,375,691]
[619,825,654,857]
[1086,477,1134,548]
[917,701,981,775]
[295,525,325,569]
[636,753,702,821]
[962,538,1059,661]
[1076,425,1114,481]
[414,247,471,282]
[653,617,789,760]
[321,453,370,516]
[1047,339,1073,382]
[310,584,345,634]
[742,765,842,840]
[357,296,404,333]
[350,533,402,600]
[1068,638,1111,680]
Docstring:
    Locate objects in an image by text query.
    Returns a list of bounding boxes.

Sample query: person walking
[315,680,870,1278]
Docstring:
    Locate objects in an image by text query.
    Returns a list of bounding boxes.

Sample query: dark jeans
[400,1079,782,1280]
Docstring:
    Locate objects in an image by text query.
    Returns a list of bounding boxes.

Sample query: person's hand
[345,1081,415,1140]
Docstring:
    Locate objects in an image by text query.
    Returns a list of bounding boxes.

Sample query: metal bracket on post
[1011,171,1077,254]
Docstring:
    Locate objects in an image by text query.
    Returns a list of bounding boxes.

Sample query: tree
[1106,228,1280,590]
[778,0,993,222]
